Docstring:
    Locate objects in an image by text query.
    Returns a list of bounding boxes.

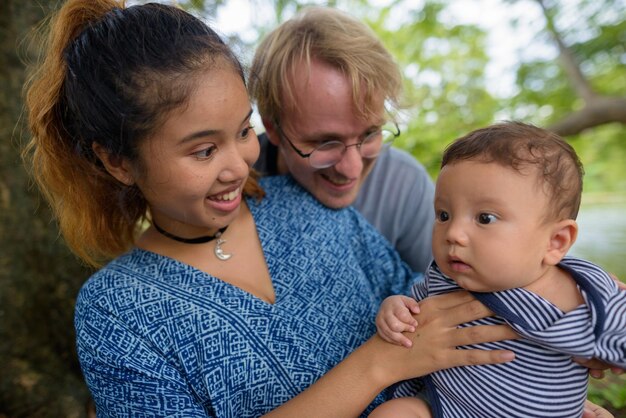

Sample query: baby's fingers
[400,295,421,315]
[376,313,415,336]
[381,330,414,348]
[376,318,416,348]
[394,308,418,329]
[383,311,416,333]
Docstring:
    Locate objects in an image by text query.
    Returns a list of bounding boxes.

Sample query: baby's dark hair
[441,121,584,220]
[24,0,260,266]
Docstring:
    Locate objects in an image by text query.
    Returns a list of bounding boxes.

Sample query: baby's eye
[436,210,450,222]
[193,144,217,160]
[239,125,255,140]
[477,213,497,224]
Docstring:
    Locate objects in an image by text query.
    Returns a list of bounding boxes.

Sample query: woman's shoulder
[77,249,181,309]
[83,248,158,281]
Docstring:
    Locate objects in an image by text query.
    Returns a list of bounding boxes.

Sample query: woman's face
[131,67,259,238]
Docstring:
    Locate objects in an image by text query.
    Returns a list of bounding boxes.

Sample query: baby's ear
[544,220,578,265]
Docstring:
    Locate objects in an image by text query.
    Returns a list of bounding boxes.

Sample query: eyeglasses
[275,122,400,169]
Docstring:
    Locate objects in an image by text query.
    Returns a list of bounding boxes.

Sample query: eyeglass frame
[274,121,401,169]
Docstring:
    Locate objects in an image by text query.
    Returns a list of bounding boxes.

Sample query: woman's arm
[264,291,516,418]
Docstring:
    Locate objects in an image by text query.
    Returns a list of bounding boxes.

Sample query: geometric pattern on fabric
[254,133,436,273]
[75,175,419,417]
[395,257,626,418]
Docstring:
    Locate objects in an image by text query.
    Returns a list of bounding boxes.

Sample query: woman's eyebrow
[179,109,254,144]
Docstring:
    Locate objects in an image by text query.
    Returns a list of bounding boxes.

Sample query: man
[249,7,434,273]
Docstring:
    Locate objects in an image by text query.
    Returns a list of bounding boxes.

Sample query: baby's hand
[376,295,420,348]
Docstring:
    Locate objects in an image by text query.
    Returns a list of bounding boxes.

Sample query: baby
[371,121,626,418]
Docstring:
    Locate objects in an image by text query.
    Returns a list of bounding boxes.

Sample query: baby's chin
[445,273,496,293]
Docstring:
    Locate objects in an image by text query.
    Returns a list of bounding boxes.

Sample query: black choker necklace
[152,221,227,244]
[152,221,232,260]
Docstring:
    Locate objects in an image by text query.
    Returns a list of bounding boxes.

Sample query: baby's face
[432,160,554,292]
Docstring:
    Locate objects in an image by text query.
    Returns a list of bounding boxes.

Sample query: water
[569,196,626,281]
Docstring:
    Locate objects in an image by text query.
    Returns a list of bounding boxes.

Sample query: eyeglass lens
[309,130,392,169]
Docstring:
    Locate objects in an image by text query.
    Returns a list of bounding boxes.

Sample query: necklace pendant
[214,235,232,261]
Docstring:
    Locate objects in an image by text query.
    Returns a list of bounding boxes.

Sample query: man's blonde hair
[249,7,402,124]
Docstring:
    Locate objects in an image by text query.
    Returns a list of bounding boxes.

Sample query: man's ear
[262,118,281,146]
[544,219,578,265]
[92,142,135,186]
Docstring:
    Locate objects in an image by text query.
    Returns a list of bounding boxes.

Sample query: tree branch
[547,96,626,136]
[535,0,626,135]
[535,0,597,102]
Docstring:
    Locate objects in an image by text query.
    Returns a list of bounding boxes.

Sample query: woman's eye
[193,144,217,160]
[436,210,450,222]
[239,125,255,140]
[477,213,497,224]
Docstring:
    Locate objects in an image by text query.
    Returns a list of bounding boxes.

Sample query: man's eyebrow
[306,121,387,141]
[179,109,253,144]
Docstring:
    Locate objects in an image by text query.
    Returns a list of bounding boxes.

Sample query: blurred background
[1,0,624,416]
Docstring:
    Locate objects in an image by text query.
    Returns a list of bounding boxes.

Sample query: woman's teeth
[214,188,239,201]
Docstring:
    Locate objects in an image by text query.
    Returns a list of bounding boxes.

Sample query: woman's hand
[264,290,516,418]
[370,290,517,384]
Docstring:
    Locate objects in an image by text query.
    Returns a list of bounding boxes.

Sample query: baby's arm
[376,295,420,348]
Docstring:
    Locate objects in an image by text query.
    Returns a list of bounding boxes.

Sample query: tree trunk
[0,1,94,416]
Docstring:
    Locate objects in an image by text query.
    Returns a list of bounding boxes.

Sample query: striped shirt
[395,257,626,417]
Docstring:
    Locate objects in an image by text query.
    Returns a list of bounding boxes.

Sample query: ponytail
[24,0,249,267]
[25,0,133,267]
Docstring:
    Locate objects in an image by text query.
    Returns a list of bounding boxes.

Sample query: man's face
[267,59,385,209]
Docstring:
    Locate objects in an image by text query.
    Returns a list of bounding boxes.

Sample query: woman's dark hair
[24,0,261,266]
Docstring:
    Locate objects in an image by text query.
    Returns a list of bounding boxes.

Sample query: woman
[25,1,610,417]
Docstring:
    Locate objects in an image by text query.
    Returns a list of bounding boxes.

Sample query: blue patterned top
[75,175,418,417]
[395,257,626,418]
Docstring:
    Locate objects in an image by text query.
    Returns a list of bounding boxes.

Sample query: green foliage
[507,0,626,192]
[368,1,500,175]
[569,124,626,192]
[179,0,225,13]
[589,374,626,413]
[571,20,626,95]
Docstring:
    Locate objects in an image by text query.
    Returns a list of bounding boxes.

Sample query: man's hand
[574,357,624,379]
[583,400,614,418]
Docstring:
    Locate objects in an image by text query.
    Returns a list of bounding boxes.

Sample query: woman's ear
[544,219,578,266]
[92,142,135,186]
